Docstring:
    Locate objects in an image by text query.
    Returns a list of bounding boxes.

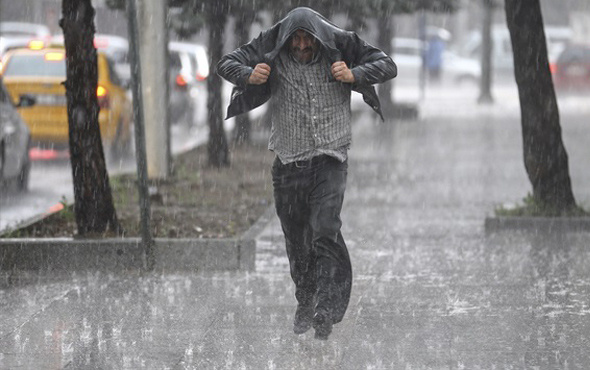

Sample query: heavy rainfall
[1,0,590,368]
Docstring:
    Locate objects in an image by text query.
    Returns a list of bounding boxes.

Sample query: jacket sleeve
[216,26,277,89]
[343,33,397,86]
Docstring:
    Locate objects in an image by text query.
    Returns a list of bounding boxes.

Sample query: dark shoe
[313,313,333,340]
[293,305,314,335]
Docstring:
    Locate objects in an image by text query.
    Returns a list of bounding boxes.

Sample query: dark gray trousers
[271,154,352,323]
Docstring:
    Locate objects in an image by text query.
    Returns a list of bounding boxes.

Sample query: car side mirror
[16,94,36,108]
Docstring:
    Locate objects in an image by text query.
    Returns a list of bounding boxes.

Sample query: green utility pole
[126,0,154,270]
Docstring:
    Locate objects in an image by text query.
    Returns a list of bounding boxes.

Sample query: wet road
[1,84,590,368]
[0,123,208,232]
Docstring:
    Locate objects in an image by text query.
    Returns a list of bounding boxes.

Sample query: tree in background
[203,0,230,166]
[61,0,121,235]
[504,0,577,213]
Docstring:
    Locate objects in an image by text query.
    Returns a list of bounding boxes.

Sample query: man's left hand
[331,61,355,83]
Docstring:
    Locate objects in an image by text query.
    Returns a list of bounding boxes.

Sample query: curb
[1,131,278,274]
[484,216,590,234]
[0,205,276,274]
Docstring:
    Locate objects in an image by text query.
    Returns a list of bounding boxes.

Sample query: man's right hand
[248,63,271,85]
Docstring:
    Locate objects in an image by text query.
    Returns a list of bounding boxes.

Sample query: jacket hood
[267,7,342,61]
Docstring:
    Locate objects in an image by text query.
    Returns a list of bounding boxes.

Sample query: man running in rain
[217,7,397,340]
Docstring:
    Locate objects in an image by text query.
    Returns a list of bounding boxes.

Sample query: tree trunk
[478,0,494,104]
[233,10,254,145]
[60,0,121,235]
[206,0,229,167]
[377,14,395,118]
[504,0,576,211]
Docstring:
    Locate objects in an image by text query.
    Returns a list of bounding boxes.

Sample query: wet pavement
[1,85,590,369]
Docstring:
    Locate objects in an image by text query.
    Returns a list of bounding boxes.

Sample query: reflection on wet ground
[1,101,590,368]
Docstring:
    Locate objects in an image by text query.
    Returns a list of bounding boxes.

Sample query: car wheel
[17,141,31,192]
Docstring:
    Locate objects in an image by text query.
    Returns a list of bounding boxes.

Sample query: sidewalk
[1,88,590,369]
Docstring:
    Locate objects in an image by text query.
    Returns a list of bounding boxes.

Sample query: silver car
[168,42,209,127]
[168,41,209,127]
[0,78,34,191]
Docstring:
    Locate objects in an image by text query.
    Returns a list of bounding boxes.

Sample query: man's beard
[292,47,314,63]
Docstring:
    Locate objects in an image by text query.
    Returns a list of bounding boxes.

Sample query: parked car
[168,41,209,84]
[442,50,481,85]
[454,24,572,79]
[0,77,34,191]
[552,43,590,91]
[168,41,209,127]
[391,37,480,86]
[0,46,133,157]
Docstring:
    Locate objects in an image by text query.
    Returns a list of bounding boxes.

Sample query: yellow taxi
[0,46,132,156]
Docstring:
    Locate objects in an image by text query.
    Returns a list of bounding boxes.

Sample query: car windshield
[3,54,66,77]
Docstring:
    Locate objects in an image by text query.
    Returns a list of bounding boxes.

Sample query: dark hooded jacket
[217,7,397,120]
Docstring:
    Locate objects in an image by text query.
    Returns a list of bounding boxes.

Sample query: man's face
[290,29,318,63]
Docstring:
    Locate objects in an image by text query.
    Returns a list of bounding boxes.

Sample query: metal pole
[126,0,155,271]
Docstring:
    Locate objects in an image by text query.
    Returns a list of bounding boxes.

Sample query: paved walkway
[1,86,590,369]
